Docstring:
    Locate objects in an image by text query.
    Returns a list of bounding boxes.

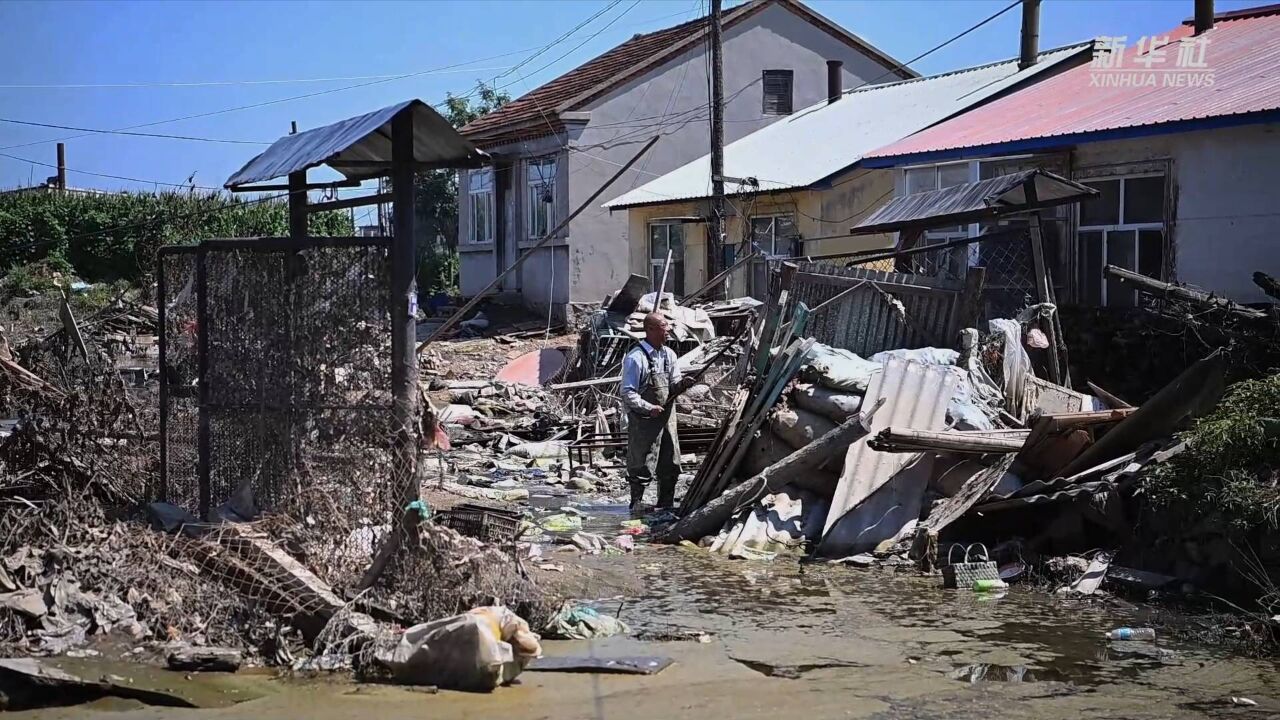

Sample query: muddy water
[23,507,1280,720]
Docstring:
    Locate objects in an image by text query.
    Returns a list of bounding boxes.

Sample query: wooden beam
[287,171,308,239]
[1105,264,1267,319]
[415,136,659,355]
[307,192,393,214]
[229,179,362,193]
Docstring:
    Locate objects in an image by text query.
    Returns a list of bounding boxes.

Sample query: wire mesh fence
[159,237,402,589]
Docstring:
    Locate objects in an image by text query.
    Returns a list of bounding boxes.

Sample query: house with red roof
[862,3,1280,305]
[454,0,914,319]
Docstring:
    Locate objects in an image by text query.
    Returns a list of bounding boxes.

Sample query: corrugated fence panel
[786,261,963,357]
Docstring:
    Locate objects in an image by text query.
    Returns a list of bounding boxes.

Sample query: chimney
[1019,0,1041,70]
[826,59,843,104]
[1194,0,1214,34]
[55,143,66,191]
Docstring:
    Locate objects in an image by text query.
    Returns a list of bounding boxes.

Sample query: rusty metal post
[390,109,420,509]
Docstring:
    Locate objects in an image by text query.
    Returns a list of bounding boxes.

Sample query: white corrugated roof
[603,43,1092,209]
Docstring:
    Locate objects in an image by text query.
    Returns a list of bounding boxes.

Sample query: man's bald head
[643,312,669,348]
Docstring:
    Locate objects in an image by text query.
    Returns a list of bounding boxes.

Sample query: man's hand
[648,405,663,418]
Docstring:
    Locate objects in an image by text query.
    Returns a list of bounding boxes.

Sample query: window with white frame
[648,221,685,296]
[467,169,494,244]
[526,157,557,239]
[749,213,798,257]
[1077,174,1166,307]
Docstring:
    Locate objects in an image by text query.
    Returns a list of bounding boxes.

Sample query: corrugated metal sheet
[818,357,958,556]
[971,481,1113,515]
[789,262,963,355]
[603,43,1092,209]
[865,7,1280,162]
[225,100,487,188]
[851,169,1096,234]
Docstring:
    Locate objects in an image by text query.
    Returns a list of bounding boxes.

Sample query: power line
[0,47,541,152]
[0,151,224,191]
[492,0,624,84]
[0,66,515,90]
[0,118,269,145]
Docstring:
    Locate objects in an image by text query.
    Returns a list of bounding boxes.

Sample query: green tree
[414,83,508,295]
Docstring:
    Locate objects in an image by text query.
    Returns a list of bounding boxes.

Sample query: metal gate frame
[158,236,393,520]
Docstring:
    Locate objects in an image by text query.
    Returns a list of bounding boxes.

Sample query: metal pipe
[55,143,66,191]
[1019,0,1041,69]
[1195,0,1214,34]
[826,60,843,104]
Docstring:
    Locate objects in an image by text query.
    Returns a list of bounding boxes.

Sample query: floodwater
[19,506,1280,719]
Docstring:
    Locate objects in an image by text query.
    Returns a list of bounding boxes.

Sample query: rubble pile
[655,265,1275,608]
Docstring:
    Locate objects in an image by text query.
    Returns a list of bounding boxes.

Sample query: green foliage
[0,190,352,284]
[1144,373,1280,532]
[411,83,509,248]
[418,245,460,296]
[405,84,508,298]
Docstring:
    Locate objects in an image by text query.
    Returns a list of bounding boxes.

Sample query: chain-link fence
[159,237,399,586]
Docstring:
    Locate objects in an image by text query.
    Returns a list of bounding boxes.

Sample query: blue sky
[0,0,1264,203]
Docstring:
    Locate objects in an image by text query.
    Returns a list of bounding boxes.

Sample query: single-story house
[861,3,1280,305]
[603,37,1097,298]
[455,0,917,320]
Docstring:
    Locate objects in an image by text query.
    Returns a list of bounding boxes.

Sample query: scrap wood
[1087,381,1132,409]
[870,428,1030,454]
[657,397,883,544]
[683,335,814,511]
[919,454,1016,539]
[0,356,65,398]
[1105,264,1268,320]
[1056,352,1226,479]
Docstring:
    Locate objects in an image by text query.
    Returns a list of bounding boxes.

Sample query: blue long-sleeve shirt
[619,340,681,414]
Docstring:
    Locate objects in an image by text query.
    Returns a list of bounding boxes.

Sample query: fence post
[953,265,987,339]
[156,253,168,504]
[195,247,211,520]
[389,109,420,510]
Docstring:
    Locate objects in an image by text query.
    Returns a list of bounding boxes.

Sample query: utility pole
[708,0,726,296]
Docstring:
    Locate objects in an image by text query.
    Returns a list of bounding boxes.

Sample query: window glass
[527,158,556,238]
[938,163,969,189]
[1080,179,1121,226]
[905,167,936,195]
[1124,176,1165,224]
[1079,230,1104,305]
[1138,229,1164,279]
[1106,230,1137,307]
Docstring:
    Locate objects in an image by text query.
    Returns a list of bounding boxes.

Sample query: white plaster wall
[566,2,905,304]
[1074,122,1280,303]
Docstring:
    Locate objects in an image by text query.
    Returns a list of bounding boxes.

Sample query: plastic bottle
[1105,627,1156,641]
[972,579,1008,592]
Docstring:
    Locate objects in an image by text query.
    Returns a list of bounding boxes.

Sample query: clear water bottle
[1105,627,1156,641]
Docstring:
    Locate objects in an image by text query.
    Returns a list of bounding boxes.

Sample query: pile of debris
[655,265,1245,603]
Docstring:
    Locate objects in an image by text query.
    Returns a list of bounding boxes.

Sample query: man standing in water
[620,312,689,516]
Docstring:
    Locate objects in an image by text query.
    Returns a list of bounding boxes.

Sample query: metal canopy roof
[225,99,488,188]
[602,43,1092,209]
[851,169,1097,235]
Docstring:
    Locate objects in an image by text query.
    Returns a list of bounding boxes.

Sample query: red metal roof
[461,0,911,147]
[864,4,1280,163]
